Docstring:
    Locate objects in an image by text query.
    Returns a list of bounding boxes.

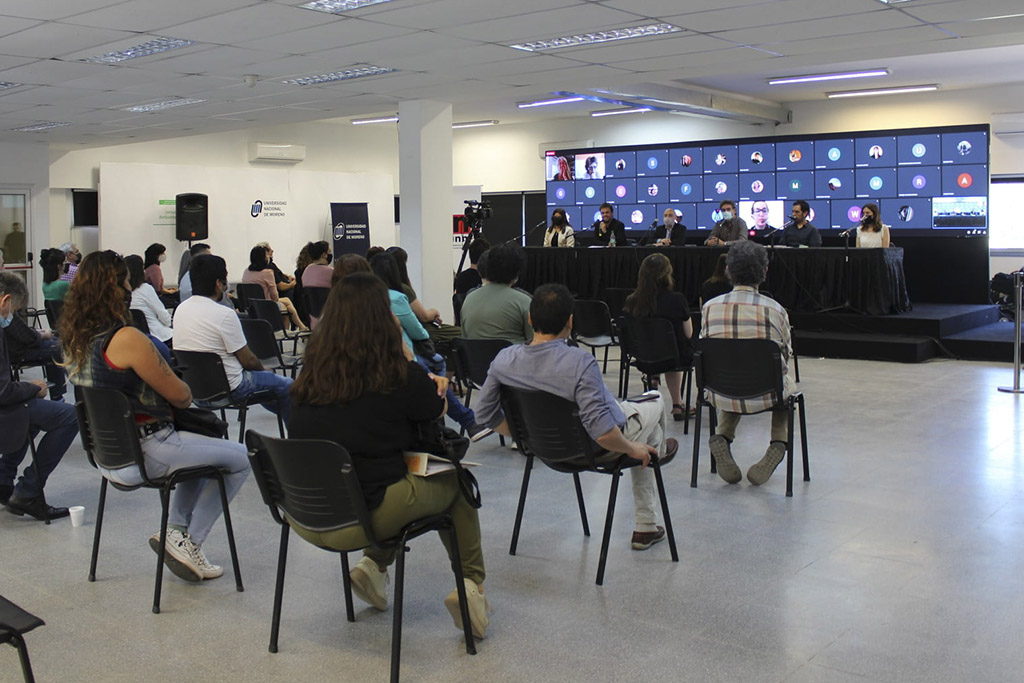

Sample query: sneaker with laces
[467,423,493,442]
[747,441,787,486]
[444,578,491,639]
[349,556,389,611]
[631,526,665,550]
[190,543,224,580]
[709,435,742,484]
[149,528,202,583]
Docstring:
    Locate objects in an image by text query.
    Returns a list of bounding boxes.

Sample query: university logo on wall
[250,199,287,219]
[333,222,345,240]
[251,200,263,218]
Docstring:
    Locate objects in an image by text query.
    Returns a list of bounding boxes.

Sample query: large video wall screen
[545,124,989,238]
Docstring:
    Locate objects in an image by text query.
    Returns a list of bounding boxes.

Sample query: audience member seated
[59,242,81,282]
[292,243,312,327]
[126,255,173,347]
[388,246,461,361]
[241,245,307,332]
[460,243,533,344]
[700,254,731,305]
[174,254,293,426]
[474,283,678,550]
[143,243,178,297]
[40,249,71,301]
[0,271,77,520]
[300,241,333,328]
[256,242,296,297]
[622,253,694,421]
[331,253,371,287]
[701,240,795,487]
[62,250,249,581]
[288,272,490,637]
[454,238,489,300]
[370,253,489,441]
[178,243,212,303]
[2,309,66,401]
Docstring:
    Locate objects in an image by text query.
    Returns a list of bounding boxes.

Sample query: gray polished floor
[2,356,1022,682]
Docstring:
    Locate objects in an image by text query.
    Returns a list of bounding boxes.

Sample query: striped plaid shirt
[700,285,793,413]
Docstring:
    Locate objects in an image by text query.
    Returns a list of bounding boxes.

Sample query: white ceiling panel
[554,33,734,64]
[67,0,261,32]
[0,54,36,72]
[0,22,136,59]
[59,67,185,91]
[0,14,40,37]
[58,34,209,63]
[600,0,787,15]
[161,3,332,44]
[938,18,1024,39]
[0,59,108,86]
[497,63,638,89]
[434,4,647,43]
[902,0,1024,23]
[385,44,527,72]
[137,47,287,76]
[613,46,768,75]
[441,54,588,80]
[308,29,474,65]
[364,0,584,31]
[711,10,927,46]
[236,18,414,55]
[0,0,125,21]
[662,0,881,34]
[763,26,951,57]
[116,74,240,98]
[0,85,99,105]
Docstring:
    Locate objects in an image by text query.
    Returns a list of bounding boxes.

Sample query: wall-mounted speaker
[176,193,208,241]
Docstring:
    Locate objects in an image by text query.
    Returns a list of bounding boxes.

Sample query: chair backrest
[240,317,282,363]
[572,299,614,339]
[234,283,265,310]
[693,337,784,405]
[618,317,680,373]
[76,386,149,477]
[248,298,286,333]
[245,431,376,544]
[603,288,633,320]
[172,349,234,404]
[303,286,330,320]
[452,337,511,389]
[499,386,602,471]
[43,299,63,329]
[129,308,150,334]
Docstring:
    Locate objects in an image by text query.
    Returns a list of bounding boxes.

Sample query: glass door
[0,191,29,266]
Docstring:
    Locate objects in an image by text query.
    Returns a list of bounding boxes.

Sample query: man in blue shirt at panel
[774,200,822,247]
[473,283,678,551]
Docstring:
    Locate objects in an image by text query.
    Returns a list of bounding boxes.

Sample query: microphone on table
[838,227,855,237]
[639,219,658,246]
[503,220,547,246]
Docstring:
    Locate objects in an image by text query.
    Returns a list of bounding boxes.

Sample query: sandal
[672,404,684,422]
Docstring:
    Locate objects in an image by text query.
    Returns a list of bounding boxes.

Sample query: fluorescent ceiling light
[827,84,938,99]
[0,82,21,92]
[452,120,499,129]
[122,98,206,113]
[518,96,585,108]
[12,122,71,132]
[351,115,399,124]
[510,23,681,52]
[81,36,194,64]
[299,0,395,13]
[591,107,651,117]
[284,65,396,85]
[768,69,889,85]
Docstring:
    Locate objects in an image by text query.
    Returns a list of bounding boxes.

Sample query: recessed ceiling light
[351,115,399,124]
[81,36,194,64]
[510,23,681,52]
[590,107,651,117]
[768,69,889,85]
[452,120,499,129]
[0,82,21,92]
[299,0,395,13]
[517,96,586,108]
[826,84,938,99]
[284,65,396,85]
[122,98,206,113]
[12,122,71,132]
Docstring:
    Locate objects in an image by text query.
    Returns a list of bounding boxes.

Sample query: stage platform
[791,303,1017,363]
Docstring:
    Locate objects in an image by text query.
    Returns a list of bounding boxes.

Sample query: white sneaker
[444,579,492,639]
[349,556,389,611]
[190,542,224,580]
[149,528,202,583]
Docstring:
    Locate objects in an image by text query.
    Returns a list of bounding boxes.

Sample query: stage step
[790,303,1000,338]
[794,330,939,363]
[942,321,1017,362]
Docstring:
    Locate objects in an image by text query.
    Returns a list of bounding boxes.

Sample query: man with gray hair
[700,240,794,487]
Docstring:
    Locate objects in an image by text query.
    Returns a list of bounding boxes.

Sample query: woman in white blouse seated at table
[856,203,891,248]
[543,208,575,248]
[126,254,173,346]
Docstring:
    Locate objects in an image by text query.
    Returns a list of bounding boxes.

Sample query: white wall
[0,141,50,304]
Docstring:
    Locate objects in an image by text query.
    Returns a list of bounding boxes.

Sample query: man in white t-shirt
[173,254,292,425]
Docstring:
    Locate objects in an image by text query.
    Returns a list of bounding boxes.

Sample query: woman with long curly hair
[289,272,490,638]
[61,250,249,584]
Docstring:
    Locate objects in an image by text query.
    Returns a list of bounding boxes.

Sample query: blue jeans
[0,398,79,499]
[229,370,293,427]
[415,353,476,430]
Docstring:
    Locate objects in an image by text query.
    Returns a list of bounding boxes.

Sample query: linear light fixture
[299,0,395,13]
[827,84,938,99]
[518,96,585,109]
[284,65,396,86]
[351,114,399,124]
[768,69,889,85]
[122,98,206,113]
[81,36,194,64]
[12,122,71,132]
[452,120,499,129]
[510,23,681,52]
[0,82,21,92]
[591,107,651,117]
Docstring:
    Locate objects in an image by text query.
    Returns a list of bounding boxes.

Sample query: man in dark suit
[3,314,66,401]
[0,271,77,519]
[643,207,687,246]
[593,203,627,247]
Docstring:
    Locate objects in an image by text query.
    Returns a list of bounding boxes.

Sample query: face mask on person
[664,216,675,226]
[553,215,565,226]
[325,254,333,266]
[158,253,167,263]
[721,210,734,221]
[0,296,13,328]
[861,215,873,225]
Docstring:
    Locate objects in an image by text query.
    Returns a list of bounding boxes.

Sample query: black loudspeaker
[176,193,208,241]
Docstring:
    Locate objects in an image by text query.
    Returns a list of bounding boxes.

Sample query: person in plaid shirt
[700,240,794,486]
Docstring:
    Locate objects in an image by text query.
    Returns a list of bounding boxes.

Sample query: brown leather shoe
[631,526,665,550]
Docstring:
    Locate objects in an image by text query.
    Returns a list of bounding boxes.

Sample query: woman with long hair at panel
[370,252,490,441]
[125,255,173,347]
[288,272,490,637]
[60,250,250,583]
[241,245,308,331]
[543,208,575,248]
[856,203,891,248]
[622,253,694,421]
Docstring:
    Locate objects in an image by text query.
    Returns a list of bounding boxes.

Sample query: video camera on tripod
[462,199,492,228]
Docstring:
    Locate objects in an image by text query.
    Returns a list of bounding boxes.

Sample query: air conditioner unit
[248,143,306,163]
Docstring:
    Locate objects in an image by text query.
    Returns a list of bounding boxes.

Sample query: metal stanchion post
[999,270,1024,394]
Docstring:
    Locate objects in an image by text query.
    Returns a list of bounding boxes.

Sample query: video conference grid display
[545,125,989,237]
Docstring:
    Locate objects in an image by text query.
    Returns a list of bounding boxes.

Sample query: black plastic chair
[302,286,330,322]
[0,595,44,683]
[690,338,809,497]
[247,298,310,356]
[499,387,678,586]
[129,308,151,335]
[240,318,303,378]
[572,300,618,374]
[75,386,243,613]
[603,288,633,320]
[245,432,476,683]
[618,317,694,434]
[42,300,62,330]
[451,337,509,447]
[172,350,285,442]
[233,283,265,311]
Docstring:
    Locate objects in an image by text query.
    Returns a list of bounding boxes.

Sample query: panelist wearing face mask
[704,200,748,246]
[544,208,575,247]
[642,208,687,247]
[856,203,890,248]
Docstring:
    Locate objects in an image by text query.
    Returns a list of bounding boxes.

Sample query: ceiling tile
[160,3,331,44]
[365,0,583,31]
[236,18,415,55]
[613,46,768,74]
[554,32,733,64]
[139,46,288,76]
[661,0,883,34]
[386,44,528,71]
[711,10,926,46]
[308,29,473,65]
[938,16,1024,38]
[0,22,137,59]
[0,14,40,37]
[0,59,108,86]
[67,0,260,32]
[0,0,126,21]
[903,0,1024,23]
[435,4,649,43]
[763,26,951,57]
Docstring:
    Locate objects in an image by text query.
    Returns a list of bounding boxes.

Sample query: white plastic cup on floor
[69,506,85,527]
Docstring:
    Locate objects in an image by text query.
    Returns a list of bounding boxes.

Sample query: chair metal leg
[793,347,801,383]
[269,525,289,653]
[709,409,718,474]
[798,395,810,482]
[683,368,693,435]
[237,406,248,443]
[7,630,35,683]
[690,401,702,488]
[602,346,609,374]
[509,455,533,555]
[339,552,355,623]
[786,402,795,498]
[652,462,679,563]
[275,399,285,438]
[390,545,407,683]
[89,478,108,582]
[214,472,243,592]
[444,518,477,656]
[596,468,622,586]
[153,488,172,614]
[572,473,590,536]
